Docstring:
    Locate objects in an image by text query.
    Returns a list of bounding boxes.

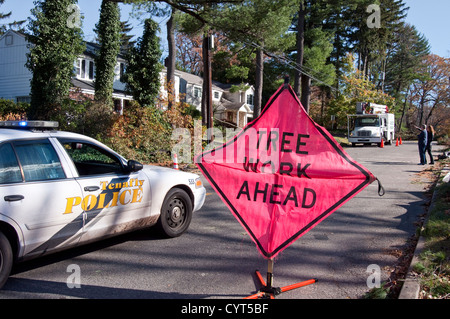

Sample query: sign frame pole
[244,259,318,299]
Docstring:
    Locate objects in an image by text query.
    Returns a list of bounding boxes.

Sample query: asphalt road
[0,141,443,300]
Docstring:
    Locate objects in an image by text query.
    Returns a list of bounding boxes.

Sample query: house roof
[173,68,226,92]
[71,78,95,91]
[84,41,127,60]
[219,98,253,113]
[71,78,129,96]
[220,96,244,111]
[0,29,27,41]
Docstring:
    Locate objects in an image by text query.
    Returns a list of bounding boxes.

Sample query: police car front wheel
[157,188,192,238]
[0,232,13,289]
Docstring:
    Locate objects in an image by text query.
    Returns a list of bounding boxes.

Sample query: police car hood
[142,164,199,179]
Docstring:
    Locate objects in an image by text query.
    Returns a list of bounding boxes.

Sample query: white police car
[0,121,206,289]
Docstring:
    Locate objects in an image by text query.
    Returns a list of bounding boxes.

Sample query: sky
[1,0,449,58]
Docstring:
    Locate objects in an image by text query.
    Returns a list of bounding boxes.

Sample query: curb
[398,165,449,299]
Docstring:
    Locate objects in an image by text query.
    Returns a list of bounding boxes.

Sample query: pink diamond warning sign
[196,84,376,259]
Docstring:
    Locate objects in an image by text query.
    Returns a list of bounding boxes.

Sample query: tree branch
[106,0,244,26]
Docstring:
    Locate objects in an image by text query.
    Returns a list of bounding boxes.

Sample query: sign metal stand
[244,259,317,299]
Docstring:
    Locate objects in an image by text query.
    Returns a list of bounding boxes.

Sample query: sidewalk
[399,164,450,299]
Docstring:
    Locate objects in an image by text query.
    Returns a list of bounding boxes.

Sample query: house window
[194,86,202,98]
[75,58,95,81]
[119,63,125,82]
[5,35,13,46]
[246,94,254,106]
[213,91,220,100]
[16,96,31,103]
[74,59,81,77]
[81,59,86,78]
[114,99,123,114]
[88,60,95,80]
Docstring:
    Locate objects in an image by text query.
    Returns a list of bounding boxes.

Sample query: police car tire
[157,188,192,238]
[0,231,13,289]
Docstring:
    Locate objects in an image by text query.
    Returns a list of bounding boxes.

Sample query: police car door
[0,139,84,259]
[58,139,151,243]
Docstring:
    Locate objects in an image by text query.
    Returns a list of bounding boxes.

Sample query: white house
[0,30,32,103]
[0,29,254,128]
[159,68,255,128]
[0,30,133,112]
[70,40,133,114]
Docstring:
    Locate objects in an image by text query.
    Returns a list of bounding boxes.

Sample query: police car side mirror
[127,160,143,172]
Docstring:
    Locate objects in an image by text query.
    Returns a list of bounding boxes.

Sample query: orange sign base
[244,259,317,299]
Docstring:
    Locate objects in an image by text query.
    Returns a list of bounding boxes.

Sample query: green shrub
[102,101,174,164]
[0,99,29,119]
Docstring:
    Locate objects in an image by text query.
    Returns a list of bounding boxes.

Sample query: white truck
[347,102,395,147]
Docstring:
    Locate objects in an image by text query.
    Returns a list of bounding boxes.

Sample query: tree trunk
[320,88,325,125]
[294,1,305,98]
[334,32,341,93]
[201,33,208,126]
[418,93,426,125]
[398,88,409,134]
[425,100,438,125]
[166,9,176,110]
[301,73,311,113]
[254,46,264,118]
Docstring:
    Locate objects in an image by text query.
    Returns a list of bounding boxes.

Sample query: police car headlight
[195,178,203,189]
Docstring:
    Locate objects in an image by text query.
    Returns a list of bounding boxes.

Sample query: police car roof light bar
[0,121,59,129]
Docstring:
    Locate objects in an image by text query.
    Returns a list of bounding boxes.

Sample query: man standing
[426,125,435,165]
[415,124,428,165]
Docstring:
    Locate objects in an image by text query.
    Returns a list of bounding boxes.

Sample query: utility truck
[347,102,395,147]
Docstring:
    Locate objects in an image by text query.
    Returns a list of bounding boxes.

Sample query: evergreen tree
[94,0,121,106]
[319,0,356,92]
[26,0,85,120]
[123,18,162,107]
[0,0,26,35]
[0,0,11,35]
[381,21,429,132]
[349,0,407,80]
[290,0,336,112]
[212,0,297,117]
[384,23,430,98]
[302,27,336,111]
[120,20,136,52]
[127,2,175,107]
[0,0,10,19]
[211,38,254,84]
